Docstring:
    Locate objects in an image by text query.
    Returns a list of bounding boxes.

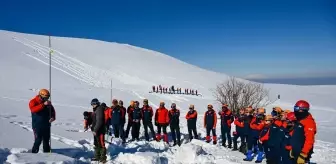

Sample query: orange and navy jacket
[290,113,316,156]
[109,106,125,125]
[142,105,154,123]
[84,111,94,130]
[186,110,197,125]
[168,109,180,127]
[218,109,234,128]
[127,106,134,122]
[204,109,217,129]
[259,123,272,143]
[250,115,265,137]
[282,128,294,151]
[104,107,112,125]
[119,106,126,124]
[234,114,245,134]
[155,107,169,124]
[29,96,56,129]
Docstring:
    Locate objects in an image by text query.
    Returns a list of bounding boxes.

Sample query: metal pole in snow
[48,35,52,152]
[111,79,113,106]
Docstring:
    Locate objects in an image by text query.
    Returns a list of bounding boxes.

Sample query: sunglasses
[294,106,308,112]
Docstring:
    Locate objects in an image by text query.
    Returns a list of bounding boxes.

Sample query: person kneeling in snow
[155,102,169,143]
[186,104,198,141]
[169,103,181,146]
[204,104,217,144]
[29,89,55,153]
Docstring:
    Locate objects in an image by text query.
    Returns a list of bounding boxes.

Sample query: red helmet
[286,112,296,121]
[294,100,310,111]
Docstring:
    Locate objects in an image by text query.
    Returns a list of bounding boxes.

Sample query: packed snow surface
[0,30,336,163]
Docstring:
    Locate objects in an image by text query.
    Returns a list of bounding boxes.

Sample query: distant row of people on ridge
[152,85,199,96]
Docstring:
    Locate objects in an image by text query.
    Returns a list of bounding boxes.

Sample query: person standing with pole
[29,89,56,153]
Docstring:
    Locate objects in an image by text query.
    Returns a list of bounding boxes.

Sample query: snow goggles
[91,102,99,106]
[294,106,309,112]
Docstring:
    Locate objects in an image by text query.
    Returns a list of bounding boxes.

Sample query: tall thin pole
[48,36,52,152]
[110,79,113,106]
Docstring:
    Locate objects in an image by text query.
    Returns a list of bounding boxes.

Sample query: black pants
[233,133,246,148]
[206,127,216,136]
[112,124,124,138]
[125,122,132,138]
[131,122,141,140]
[93,133,106,160]
[32,127,51,153]
[157,124,167,134]
[221,126,232,146]
[143,122,155,141]
[170,125,181,143]
[187,124,198,140]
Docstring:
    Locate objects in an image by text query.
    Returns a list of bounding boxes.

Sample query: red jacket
[155,107,169,124]
[29,96,56,129]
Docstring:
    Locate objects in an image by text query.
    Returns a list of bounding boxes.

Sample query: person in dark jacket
[90,98,107,162]
[244,108,265,162]
[131,101,142,141]
[242,107,254,154]
[290,100,316,164]
[109,99,125,142]
[124,101,135,139]
[204,104,217,144]
[83,111,93,132]
[279,112,296,164]
[186,104,198,141]
[169,103,181,146]
[29,89,56,153]
[218,104,234,148]
[141,99,156,141]
[118,100,126,136]
[258,115,273,164]
[233,108,246,152]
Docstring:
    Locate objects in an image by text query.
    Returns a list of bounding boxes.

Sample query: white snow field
[0,30,336,164]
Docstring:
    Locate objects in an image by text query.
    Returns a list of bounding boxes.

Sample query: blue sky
[0,0,335,80]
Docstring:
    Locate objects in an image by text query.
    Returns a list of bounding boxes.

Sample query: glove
[297,153,307,164]
[289,150,294,159]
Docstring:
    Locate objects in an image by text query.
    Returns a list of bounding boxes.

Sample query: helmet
[222,104,228,110]
[118,100,123,106]
[265,115,273,121]
[91,98,100,106]
[189,104,194,109]
[39,89,50,98]
[286,112,296,121]
[130,100,135,106]
[207,104,213,109]
[171,103,176,108]
[273,107,283,113]
[294,100,310,111]
[258,108,265,114]
[112,99,118,105]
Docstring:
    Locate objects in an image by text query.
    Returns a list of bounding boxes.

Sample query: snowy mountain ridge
[0,30,335,163]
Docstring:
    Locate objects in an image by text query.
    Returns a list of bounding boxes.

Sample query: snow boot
[213,136,217,145]
[232,144,238,151]
[243,150,253,161]
[156,134,161,142]
[222,142,227,147]
[228,144,232,149]
[254,151,264,163]
[93,147,101,161]
[206,136,211,143]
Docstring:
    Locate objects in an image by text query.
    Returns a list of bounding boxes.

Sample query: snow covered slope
[0,30,335,163]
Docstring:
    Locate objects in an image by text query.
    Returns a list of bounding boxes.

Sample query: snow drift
[0,30,335,163]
